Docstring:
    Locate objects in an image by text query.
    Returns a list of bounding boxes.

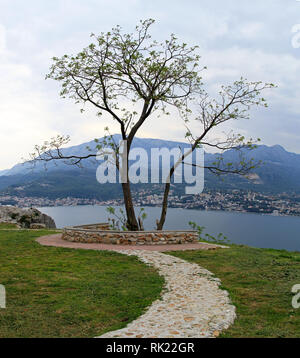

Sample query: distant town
[1,189,300,217]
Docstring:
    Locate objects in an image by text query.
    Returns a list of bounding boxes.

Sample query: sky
[0,0,300,169]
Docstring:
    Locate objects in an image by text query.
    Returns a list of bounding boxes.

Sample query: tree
[29,19,275,231]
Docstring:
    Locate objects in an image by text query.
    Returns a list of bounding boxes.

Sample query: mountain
[0,169,9,176]
[0,136,300,197]
[208,144,300,193]
[0,135,193,177]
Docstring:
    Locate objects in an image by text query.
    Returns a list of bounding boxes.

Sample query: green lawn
[0,223,19,229]
[0,225,164,338]
[168,245,300,338]
[1,224,300,338]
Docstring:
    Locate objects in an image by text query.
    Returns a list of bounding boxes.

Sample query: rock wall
[0,206,56,229]
[62,224,198,245]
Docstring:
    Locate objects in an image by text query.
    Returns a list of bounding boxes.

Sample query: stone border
[62,223,199,246]
[37,234,228,252]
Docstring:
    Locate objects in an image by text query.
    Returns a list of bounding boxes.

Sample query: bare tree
[29,19,275,231]
[156,79,275,229]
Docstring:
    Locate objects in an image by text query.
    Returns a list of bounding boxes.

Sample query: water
[38,205,300,252]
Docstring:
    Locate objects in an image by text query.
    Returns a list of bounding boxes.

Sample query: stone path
[37,234,236,338]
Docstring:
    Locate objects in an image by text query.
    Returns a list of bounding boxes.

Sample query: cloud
[0,24,57,168]
[239,22,265,39]
[0,24,6,53]
[1,0,300,169]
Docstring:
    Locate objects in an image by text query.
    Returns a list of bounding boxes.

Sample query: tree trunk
[121,182,139,231]
[156,146,193,230]
[119,138,139,231]
[156,182,171,230]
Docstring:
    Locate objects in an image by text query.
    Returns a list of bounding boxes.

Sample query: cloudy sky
[0,0,300,169]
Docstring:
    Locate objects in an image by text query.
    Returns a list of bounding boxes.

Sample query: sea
[38,205,300,252]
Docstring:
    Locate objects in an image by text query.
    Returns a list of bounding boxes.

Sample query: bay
[38,205,300,252]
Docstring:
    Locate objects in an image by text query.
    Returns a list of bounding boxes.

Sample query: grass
[0,223,19,229]
[168,245,300,338]
[2,222,300,338]
[0,226,164,338]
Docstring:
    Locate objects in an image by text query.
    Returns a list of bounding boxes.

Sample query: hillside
[1,136,300,198]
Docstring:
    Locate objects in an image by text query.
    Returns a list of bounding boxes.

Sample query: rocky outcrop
[0,206,56,229]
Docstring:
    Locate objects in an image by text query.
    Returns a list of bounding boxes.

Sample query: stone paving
[37,234,236,338]
[98,249,236,338]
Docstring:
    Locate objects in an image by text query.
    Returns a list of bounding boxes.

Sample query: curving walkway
[37,234,236,338]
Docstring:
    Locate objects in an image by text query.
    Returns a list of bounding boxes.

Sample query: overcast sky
[0,0,300,169]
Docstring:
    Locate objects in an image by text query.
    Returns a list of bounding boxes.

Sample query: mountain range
[0,135,300,199]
